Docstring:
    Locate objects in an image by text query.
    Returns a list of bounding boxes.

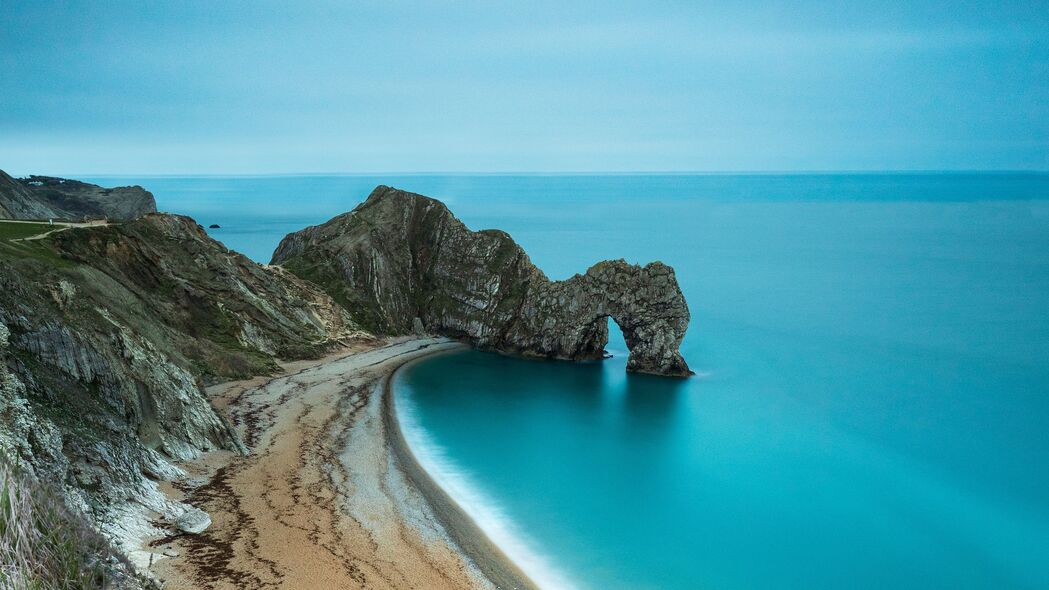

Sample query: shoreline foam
[385,356,556,590]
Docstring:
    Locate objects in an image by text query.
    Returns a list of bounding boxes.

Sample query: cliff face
[273,186,692,376]
[0,169,157,221]
[0,169,55,219]
[0,212,361,558]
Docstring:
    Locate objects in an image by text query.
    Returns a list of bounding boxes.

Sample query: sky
[1,0,1047,174]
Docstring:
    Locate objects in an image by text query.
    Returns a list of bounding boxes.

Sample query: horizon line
[48,168,1049,179]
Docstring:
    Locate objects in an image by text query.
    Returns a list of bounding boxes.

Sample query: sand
[145,337,538,590]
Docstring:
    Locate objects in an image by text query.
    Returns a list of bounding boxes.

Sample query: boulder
[175,507,211,534]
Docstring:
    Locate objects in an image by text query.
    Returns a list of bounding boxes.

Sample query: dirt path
[0,218,112,242]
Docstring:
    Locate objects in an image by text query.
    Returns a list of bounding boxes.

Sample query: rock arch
[273,186,694,377]
[499,260,693,377]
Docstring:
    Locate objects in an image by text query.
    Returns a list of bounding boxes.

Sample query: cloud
[0,1,1046,173]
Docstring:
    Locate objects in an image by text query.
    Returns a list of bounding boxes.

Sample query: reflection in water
[622,371,688,437]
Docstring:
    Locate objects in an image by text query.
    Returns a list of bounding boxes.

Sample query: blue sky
[1,1,1046,174]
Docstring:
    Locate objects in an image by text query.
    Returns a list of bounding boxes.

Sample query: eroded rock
[273,186,693,376]
[0,168,157,221]
[0,209,367,579]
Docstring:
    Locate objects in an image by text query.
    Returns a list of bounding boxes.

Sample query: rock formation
[0,169,55,219]
[0,176,692,587]
[0,169,157,221]
[0,211,362,565]
[273,186,692,376]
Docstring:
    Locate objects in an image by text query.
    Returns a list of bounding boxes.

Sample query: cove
[87,172,1049,589]
[395,330,1049,589]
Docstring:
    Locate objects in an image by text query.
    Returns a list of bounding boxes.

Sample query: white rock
[175,507,212,534]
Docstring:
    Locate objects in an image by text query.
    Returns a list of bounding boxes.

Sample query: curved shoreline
[383,355,541,590]
[142,337,542,589]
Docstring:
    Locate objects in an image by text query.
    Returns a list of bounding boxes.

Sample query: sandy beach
[145,337,538,590]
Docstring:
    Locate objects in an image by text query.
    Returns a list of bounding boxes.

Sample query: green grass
[0,221,53,241]
[0,239,73,268]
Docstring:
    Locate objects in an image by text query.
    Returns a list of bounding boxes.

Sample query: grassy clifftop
[0,170,156,222]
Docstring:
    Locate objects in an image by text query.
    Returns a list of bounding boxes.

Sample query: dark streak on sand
[148,338,539,590]
[179,466,282,589]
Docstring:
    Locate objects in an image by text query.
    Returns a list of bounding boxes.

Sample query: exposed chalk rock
[175,507,212,534]
[0,208,366,582]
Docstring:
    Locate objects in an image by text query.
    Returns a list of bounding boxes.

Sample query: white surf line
[394,371,583,590]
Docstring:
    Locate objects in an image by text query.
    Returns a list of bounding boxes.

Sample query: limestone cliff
[273,186,692,376]
[0,169,157,221]
[0,212,361,569]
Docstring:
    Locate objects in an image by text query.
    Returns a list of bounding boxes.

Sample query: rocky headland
[272,185,692,376]
[0,169,157,221]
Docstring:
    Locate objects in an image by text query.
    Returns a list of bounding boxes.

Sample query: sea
[86,173,1049,589]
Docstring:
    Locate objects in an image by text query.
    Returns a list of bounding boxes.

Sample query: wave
[395,388,581,590]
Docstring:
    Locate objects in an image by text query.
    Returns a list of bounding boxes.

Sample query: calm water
[89,173,1049,589]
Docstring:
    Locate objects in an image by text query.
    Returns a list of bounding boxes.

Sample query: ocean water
[89,173,1049,589]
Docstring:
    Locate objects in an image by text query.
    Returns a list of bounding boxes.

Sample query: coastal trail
[146,337,531,590]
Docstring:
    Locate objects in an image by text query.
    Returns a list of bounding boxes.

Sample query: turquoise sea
[89,173,1049,589]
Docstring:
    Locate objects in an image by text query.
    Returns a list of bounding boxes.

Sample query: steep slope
[273,185,692,376]
[0,462,146,589]
[0,169,56,219]
[0,169,157,221]
[0,213,361,564]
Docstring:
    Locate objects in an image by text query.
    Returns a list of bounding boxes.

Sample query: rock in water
[209,223,221,228]
[175,507,212,534]
[272,186,693,376]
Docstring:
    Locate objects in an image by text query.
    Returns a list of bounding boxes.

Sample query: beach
[145,336,537,590]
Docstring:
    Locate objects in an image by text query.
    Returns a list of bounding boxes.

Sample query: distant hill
[0,169,157,221]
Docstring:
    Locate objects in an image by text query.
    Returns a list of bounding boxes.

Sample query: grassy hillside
[0,221,52,241]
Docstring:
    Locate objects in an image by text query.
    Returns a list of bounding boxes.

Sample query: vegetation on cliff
[0,461,141,589]
[0,211,363,581]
